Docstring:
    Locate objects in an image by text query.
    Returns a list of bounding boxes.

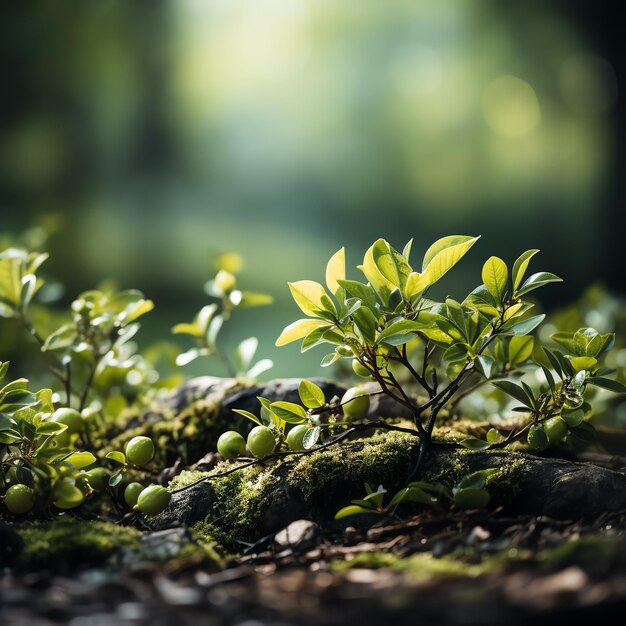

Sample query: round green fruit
[341,387,370,420]
[125,436,155,466]
[217,431,246,460]
[247,426,276,458]
[286,424,308,451]
[50,408,83,435]
[351,359,371,378]
[527,424,548,451]
[136,485,171,516]
[124,482,144,507]
[4,484,35,514]
[544,417,568,441]
[85,468,109,491]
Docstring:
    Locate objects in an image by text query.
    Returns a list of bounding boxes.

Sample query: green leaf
[406,235,480,295]
[325,247,346,296]
[453,487,490,509]
[512,249,539,291]
[376,320,426,344]
[298,380,325,409]
[500,314,545,337]
[482,256,508,302]
[475,355,494,378]
[65,451,97,469]
[371,240,412,294]
[335,504,377,520]
[570,356,597,371]
[36,421,67,435]
[233,409,262,426]
[516,272,562,297]
[358,240,396,302]
[288,281,332,317]
[270,401,307,424]
[460,437,491,450]
[352,307,378,344]
[508,336,534,365]
[321,352,341,367]
[105,451,127,465]
[492,380,534,408]
[587,377,626,393]
[275,319,329,347]
[543,348,563,378]
[390,486,437,507]
[337,280,378,310]
[43,324,77,351]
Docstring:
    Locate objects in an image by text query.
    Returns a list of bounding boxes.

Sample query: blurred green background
[0,0,623,379]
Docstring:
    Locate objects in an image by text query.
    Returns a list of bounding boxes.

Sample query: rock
[152,435,626,547]
[274,520,322,553]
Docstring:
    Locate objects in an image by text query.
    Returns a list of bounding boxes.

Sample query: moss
[15,519,141,570]
[102,393,248,465]
[289,431,417,502]
[331,550,488,580]
[537,534,626,575]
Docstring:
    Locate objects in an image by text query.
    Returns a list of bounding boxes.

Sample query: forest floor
[2,507,626,625]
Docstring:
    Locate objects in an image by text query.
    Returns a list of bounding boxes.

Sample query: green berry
[125,436,155,466]
[341,387,370,420]
[351,359,371,378]
[50,408,83,435]
[4,484,35,514]
[136,485,171,516]
[217,431,246,460]
[286,424,308,451]
[544,417,568,441]
[124,482,144,507]
[247,426,276,458]
[527,424,548,451]
[85,468,110,491]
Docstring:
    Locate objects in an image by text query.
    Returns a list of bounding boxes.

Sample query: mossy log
[152,432,626,547]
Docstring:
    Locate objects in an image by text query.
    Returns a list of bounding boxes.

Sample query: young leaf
[516,272,562,297]
[105,451,127,465]
[508,336,534,365]
[269,401,307,424]
[500,314,545,337]
[406,235,480,295]
[512,249,539,291]
[288,281,331,317]
[335,504,377,520]
[275,319,329,347]
[298,379,325,409]
[337,279,378,310]
[460,437,491,450]
[482,256,508,302]
[233,409,262,426]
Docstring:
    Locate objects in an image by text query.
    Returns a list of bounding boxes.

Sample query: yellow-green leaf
[275,319,329,347]
[482,256,508,301]
[325,247,346,296]
[65,451,97,469]
[512,249,539,291]
[570,356,597,371]
[288,281,329,317]
[406,235,479,295]
[358,239,396,297]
